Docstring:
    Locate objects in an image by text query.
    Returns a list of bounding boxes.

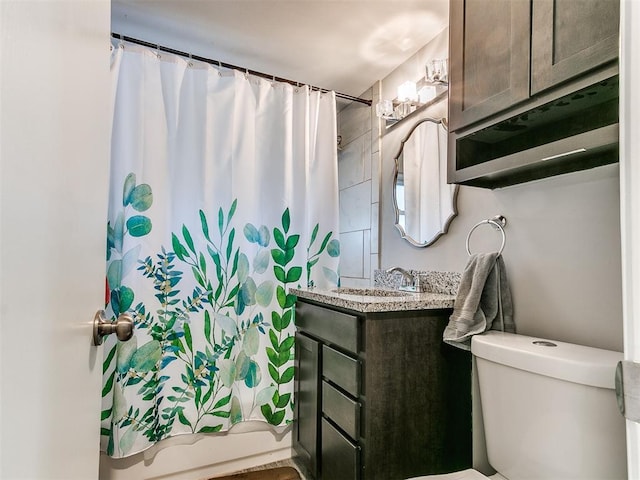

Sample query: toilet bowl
[409,331,627,480]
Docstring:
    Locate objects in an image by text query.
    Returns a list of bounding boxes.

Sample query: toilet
[412,331,628,480]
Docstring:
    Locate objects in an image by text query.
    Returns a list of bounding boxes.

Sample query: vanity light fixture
[375,58,449,125]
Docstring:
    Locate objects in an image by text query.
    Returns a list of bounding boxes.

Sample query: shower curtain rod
[111,33,373,106]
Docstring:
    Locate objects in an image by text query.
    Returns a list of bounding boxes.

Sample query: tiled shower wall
[335,29,448,287]
[336,84,381,287]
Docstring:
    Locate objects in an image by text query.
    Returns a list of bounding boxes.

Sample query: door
[620,1,640,477]
[0,1,111,478]
[531,0,619,95]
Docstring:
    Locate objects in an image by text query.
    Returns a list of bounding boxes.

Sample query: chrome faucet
[386,266,413,283]
[385,267,424,292]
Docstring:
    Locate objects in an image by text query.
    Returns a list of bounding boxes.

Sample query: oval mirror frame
[392,117,459,247]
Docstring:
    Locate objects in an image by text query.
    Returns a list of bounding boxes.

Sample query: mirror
[392,118,458,247]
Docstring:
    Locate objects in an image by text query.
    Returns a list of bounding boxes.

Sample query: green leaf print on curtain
[101,175,340,457]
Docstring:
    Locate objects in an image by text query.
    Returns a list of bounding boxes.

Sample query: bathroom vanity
[291,287,471,480]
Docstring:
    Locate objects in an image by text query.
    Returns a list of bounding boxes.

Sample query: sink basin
[331,287,408,297]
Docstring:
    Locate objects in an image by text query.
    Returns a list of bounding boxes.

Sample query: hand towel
[443,252,514,350]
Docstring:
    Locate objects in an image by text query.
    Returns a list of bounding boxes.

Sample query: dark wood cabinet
[294,332,321,479]
[450,0,619,131]
[448,0,531,131]
[293,299,471,480]
[531,0,619,95]
[448,0,619,188]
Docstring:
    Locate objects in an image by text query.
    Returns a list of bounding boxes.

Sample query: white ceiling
[112,1,449,100]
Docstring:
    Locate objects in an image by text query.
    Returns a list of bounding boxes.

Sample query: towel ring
[466,215,507,256]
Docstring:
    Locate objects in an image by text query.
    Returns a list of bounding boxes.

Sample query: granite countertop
[290,286,456,313]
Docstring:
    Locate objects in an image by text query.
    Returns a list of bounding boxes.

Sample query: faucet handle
[415,273,429,293]
[400,274,413,287]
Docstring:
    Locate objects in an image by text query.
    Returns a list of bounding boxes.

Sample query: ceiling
[111,1,449,100]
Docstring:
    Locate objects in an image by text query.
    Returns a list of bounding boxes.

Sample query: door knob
[93,310,134,346]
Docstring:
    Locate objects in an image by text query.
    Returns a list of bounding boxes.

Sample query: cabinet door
[321,418,360,480]
[449,0,531,131]
[294,332,321,479]
[531,0,619,95]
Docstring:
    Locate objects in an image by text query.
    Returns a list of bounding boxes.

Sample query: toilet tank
[472,331,627,480]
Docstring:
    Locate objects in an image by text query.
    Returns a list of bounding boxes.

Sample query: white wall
[381,154,623,351]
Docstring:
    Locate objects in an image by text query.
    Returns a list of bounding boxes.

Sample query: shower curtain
[101,42,340,458]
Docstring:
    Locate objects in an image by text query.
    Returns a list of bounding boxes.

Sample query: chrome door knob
[93,310,134,346]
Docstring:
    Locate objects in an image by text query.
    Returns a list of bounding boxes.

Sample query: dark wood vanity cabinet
[295,332,322,478]
[293,299,471,480]
[448,0,620,188]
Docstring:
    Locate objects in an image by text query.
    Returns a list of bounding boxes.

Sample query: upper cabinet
[448,0,620,188]
[448,0,531,131]
[531,0,619,96]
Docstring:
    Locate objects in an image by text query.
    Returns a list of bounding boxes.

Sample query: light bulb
[418,85,437,104]
[397,81,417,102]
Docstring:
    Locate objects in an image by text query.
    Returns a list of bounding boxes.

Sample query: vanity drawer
[321,417,360,480]
[322,381,360,440]
[295,301,359,353]
[323,345,359,397]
